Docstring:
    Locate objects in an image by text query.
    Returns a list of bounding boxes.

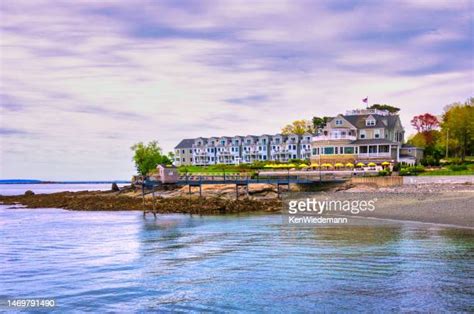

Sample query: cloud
[226,94,269,105]
[0,0,472,180]
[0,127,27,135]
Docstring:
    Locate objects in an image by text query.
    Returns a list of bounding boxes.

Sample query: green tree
[407,130,444,165]
[368,104,400,113]
[312,116,330,132]
[131,141,171,175]
[281,120,314,135]
[441,98,474,161]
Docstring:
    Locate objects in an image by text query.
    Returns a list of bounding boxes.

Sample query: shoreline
[1,183,473,228]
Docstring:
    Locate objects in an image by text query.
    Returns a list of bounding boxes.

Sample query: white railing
[345,109,391,116]
[357,153,391,158]
[313,135,357,141]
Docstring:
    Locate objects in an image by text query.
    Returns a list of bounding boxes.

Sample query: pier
[140,171,351,216]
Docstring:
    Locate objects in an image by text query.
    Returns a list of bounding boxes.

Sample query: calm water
[0,183,128,196]
[0,206,473,312]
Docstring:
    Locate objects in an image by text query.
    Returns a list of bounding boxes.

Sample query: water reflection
[1,207,473,312]
[135,214,474,312]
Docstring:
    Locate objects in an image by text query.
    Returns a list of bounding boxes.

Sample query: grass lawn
[419,169,474,176]
[178,165,251,175]
[420,163,474,176]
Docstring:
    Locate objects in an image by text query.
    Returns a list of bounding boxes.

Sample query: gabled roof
[175,139,195,149]
[342,114,400,129]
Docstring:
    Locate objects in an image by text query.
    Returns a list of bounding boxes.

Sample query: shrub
[399,168,411,176]
[378,169,390,176]
[399,166,424,176]
[421,156,439,166]
[413,165,425,173]
[449,164,468,171]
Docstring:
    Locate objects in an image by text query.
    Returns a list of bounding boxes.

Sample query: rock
[111,183,120,192]
[24,190,35,196]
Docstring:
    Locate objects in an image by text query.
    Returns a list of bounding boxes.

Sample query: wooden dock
[140,173,348,216]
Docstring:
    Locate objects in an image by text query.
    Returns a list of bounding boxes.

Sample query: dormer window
[335,119,343,126]
[366,119,376,126]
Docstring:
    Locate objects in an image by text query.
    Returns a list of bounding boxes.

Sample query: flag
[362,97,368,103]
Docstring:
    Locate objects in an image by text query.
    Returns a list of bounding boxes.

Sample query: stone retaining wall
[350,176,403,187]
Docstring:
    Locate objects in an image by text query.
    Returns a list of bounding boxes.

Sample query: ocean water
[0,206,473,312]
[0,183,128,196]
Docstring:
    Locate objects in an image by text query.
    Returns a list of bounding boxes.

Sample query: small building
[399,144,424,165]
[156,165,179,184]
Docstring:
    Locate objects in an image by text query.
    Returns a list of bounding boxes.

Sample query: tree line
[408,97,473,164]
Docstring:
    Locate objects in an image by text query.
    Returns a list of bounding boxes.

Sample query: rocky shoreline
[0,191,282,214]
[1,183,473,227]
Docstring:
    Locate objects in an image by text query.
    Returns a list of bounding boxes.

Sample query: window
[335,119,343,125]
[324,147,334,154]
[379,145,389,153]
[360,130,366,139]
[312,148,317,155]
[359,146,368,154]
[374,129,380,139]
[344,147,355,154]
[366,119,376,126]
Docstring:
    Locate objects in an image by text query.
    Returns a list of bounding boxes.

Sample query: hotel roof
[174,139,195,149]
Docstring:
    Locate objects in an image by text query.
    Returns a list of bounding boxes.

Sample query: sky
[0,0,473,180]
